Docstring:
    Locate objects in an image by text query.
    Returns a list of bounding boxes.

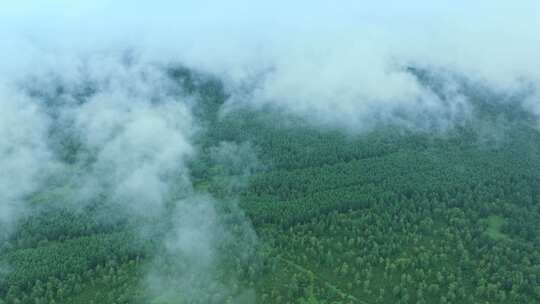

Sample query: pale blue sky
[2,1,539,99]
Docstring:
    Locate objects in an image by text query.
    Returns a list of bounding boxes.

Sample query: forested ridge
[1,68,540,304]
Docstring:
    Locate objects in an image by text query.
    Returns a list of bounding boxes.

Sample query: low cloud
[0,83,54,234]
[3,2,540,133]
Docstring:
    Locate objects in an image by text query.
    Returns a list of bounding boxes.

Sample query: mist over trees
[2,1,540,304]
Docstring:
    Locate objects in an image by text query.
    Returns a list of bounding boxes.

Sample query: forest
[1,66,540,304]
